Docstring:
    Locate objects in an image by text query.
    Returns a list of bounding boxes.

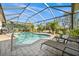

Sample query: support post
[11,22,14,52]
[71,3,74,29]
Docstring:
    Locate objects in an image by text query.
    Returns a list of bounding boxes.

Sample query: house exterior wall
[0,4,6,29]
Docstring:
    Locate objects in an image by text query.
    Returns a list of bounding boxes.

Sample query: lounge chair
[40,35,79,56]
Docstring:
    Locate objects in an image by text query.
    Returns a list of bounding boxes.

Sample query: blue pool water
[15,32,49,45]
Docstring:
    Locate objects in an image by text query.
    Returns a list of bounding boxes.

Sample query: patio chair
[40,35,79,56]
[62,36,79,56]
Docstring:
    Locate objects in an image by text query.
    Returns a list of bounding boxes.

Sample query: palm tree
[47,21,60,34]
[37,24,44,32]
[31,24,34,32]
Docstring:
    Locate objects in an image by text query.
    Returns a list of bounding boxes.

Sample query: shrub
[69,28,79,37]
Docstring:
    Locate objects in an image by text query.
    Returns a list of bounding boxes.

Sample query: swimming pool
[15,32,50,45]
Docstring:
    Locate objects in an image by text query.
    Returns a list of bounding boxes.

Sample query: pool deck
[0,33,78,56]
[0,34,11,41]
[0,38,78,56]
[0,39,62,56]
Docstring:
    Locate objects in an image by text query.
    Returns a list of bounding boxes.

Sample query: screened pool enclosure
[0,3,79,56]
[0,3,79,29]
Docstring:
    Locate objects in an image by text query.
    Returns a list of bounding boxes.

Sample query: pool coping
[34,32,55,39]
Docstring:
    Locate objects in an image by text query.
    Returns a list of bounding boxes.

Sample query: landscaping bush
[69,28,79,38]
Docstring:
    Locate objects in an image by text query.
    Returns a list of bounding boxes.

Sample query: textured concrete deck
[0,39,62,56]
[0,39,78,56]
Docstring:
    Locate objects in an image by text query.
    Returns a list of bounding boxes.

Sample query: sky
[1,3,71,24]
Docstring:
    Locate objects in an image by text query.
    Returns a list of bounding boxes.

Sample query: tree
[37,24,44,32]
[31,24,34,32]
[47,21,60,34]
